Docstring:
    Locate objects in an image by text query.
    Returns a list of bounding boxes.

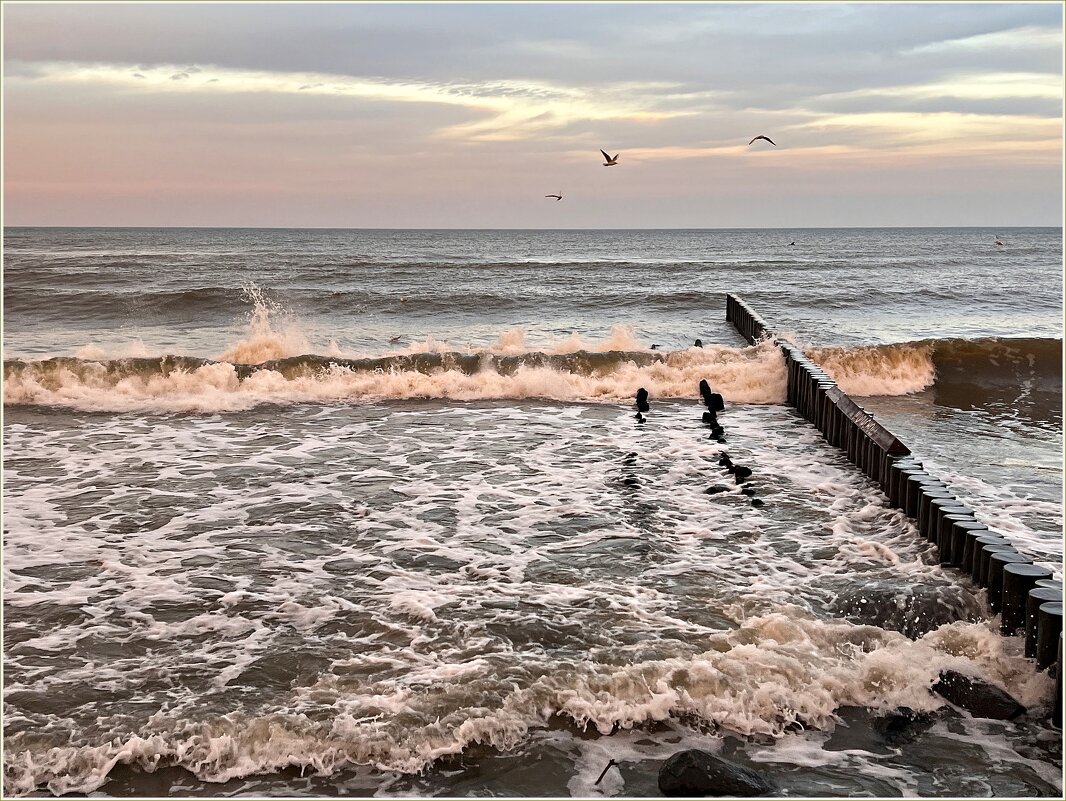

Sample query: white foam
[3,342,788,413]
[3,402,1058,797]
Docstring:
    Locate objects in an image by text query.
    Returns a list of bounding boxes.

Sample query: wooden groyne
[725,293,1063,722]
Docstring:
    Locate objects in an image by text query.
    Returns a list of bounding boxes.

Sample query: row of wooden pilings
[725,293,1063,724]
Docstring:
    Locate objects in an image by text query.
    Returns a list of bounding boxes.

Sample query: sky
[2,1,1063,228]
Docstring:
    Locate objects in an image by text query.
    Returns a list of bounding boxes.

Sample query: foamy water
[4,401,1061,797]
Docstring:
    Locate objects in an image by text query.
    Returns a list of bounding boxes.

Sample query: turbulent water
[2,227,1063,798]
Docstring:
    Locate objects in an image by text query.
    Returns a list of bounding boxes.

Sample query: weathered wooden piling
[1036,603,1063,670]
[1026,587,1063,658]
[943,517,985,567]
[1002,564,1054,635]
[724,293,1062,709]
[987,551,1034,612]
[1056,633,1063,727]
[961,530,1002,576]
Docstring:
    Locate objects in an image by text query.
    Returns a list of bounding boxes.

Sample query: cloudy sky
[3,1,1063,228]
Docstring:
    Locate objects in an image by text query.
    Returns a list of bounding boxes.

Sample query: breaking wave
[808,337,1062,399]
[1,344,787,413]
[5,336,1061,414]
[4,284,1058,413]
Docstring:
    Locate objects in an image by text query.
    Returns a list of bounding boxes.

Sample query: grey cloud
[6,3,1057,89]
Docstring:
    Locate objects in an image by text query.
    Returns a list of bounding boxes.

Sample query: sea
[2,226,1063,798]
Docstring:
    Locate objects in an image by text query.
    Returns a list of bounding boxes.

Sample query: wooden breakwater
[725,293,1063,722]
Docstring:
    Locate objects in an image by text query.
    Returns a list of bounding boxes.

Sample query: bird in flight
[749,135,776,146]
[545,192,563,201]
[600,149,619,166]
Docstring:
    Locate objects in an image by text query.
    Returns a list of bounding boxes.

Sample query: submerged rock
[872,706,937,746]
[830,583,983,639]
[657,749,774,797]
[932,670,1026,720]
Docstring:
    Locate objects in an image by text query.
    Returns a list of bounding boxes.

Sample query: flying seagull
[545,192,563,201]
[600,149,619,166]
[749,135,776,146]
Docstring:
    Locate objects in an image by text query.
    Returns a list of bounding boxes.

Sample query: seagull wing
[600,149,612,161]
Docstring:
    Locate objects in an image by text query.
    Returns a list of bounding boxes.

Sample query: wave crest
[808,336,1061,398]
[2,344,788,413]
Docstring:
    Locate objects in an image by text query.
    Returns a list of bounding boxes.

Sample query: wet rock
[705,485,730,495]
[658,749,774,797]
[750,498,764,507]
[829,583,983,639]
[872,707,936,746]
[732,466,753,480]
[932,670,1026,720]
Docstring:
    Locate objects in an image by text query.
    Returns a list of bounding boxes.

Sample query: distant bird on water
[600,149,619,166]
[545,192,563,201]
[994,237,1004,246]
[749,135,776,146]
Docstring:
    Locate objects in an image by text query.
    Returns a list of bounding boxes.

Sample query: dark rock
[829,583,983,639]
[750,498,764,507]
[705,485,730,495]
[872,707,936,746]
[732,466,752,480]
[658,749,774,797]
[718,454,733,467]
[932,670,1026,720]
[740,487,756,496]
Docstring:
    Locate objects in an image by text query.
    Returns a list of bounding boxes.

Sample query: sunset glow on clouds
[2,2,1062,227]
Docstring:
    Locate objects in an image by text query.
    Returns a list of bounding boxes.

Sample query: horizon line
[4,224,1062,232]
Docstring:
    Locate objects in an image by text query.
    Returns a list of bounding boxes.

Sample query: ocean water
[2,226,1063,798]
